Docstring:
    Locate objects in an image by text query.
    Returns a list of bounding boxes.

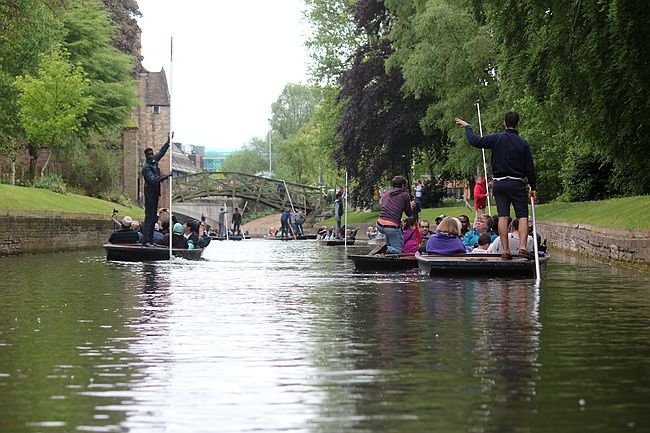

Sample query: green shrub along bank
[323,196,650,233]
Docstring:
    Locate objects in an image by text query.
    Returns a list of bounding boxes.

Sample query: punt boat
[416,252,550,277]
[347,253,418,270]
[104,243,204,261]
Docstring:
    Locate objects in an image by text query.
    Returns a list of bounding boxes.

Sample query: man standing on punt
[142,133,172,246]
[455,112,536,259]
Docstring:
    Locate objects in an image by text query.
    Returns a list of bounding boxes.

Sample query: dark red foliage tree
[334,0,444,205]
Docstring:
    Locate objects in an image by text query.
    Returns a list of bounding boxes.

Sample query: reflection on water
[0,244,648,433]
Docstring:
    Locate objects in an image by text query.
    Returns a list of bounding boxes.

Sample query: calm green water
[0,241,648,433]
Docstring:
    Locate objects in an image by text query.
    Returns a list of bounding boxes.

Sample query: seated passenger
[463,214,498,252]
[108,216,139,244]
[401,217,419,254]
[417,219,433,253]
[458,214,471,236]
[433,214,446,231]
[157,223,188,249]
[130,220,144,244]
[346,227,359,240]
[470,233,491,253]
[426,217,466,255]
[367,226,378,239]
[197,221,211,248]
[183,219,200,248]
[487,218,533,254]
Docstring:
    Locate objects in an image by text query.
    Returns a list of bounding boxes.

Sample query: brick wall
[122,127,138,200]
[0,211,111,257]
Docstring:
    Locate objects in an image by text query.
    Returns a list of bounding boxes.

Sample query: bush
[32,173,67,194]
[94,190,131,207]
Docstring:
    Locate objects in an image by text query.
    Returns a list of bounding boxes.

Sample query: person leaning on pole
[454,112,536,260]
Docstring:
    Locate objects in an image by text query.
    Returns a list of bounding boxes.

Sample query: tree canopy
[302,0,650,202]
[0,0,140,191]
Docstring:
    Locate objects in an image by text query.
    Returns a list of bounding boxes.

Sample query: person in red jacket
[473,174,488,219]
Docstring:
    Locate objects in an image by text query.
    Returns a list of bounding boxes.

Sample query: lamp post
[267,129,272,176]
[266,118,273,178]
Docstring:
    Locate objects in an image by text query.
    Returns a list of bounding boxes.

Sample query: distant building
[186,144,205,171]
[172,143,202,176]
[203,150,233,172]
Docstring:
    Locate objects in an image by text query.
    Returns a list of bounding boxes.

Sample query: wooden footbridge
[172,172,325,220]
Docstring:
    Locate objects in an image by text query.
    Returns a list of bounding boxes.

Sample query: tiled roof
[145,69,170,106]
[172,143,202,175]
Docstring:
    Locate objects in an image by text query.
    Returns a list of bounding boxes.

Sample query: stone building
[122,69,171,206]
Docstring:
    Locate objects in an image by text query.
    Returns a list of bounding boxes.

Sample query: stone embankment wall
[1,210,648,271]
[0,210,111,257]
[537,222,650,271]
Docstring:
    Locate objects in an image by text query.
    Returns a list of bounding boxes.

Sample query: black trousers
[143,191,159,243]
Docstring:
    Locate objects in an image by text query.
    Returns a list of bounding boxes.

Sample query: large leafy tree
[270,83,323,140]
[481,0,650,198]
[385,0,498,179]
[15,47,93,178]
[335,0,440,204]
[100,0,143,72]
[304,0,363,85]
[0,0,64,173]
[221,137,269,175]
[63,0,138,133]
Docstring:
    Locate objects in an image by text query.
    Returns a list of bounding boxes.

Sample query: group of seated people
[315,225,359,241]
[109,209,211,249]
[420,214,543,256]
[371,213,545,256]
[366,226,386,240]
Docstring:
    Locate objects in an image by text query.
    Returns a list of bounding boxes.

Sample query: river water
[0,240,648,433]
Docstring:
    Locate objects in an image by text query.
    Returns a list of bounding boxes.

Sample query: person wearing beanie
[157,222,188,249]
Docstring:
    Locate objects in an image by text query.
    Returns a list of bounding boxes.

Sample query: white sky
[137,0,310,151]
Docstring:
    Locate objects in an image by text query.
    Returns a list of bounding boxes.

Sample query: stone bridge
[171,172,326,223]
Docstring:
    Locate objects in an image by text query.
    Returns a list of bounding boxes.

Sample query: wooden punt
[348,253,418,270]
[319,239,356,246]
[209,234,251,241]
[264,234,318,240]
[104,243,204,261]
[416,252,550,277]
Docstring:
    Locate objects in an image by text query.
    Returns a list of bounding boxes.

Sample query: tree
[63,0,138,133]
[385,0,498,178]
[15,47,93,178]
[270,83,323,140]
[221,137,268,175]
[304,0,363,85]
[100,0,143,73]
[334,0,440,205]
[0,0,64,167]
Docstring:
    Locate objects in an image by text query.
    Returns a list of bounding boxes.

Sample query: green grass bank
[1,184,648,232]
[323,195,650,233]
[0,184,144,219]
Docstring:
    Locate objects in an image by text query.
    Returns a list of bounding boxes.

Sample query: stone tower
[122,69,171,207]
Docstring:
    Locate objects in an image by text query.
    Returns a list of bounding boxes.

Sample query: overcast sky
[137,0,310,151]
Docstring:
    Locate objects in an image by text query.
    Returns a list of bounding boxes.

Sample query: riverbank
[1,209,648,271]
[1,184,648,271]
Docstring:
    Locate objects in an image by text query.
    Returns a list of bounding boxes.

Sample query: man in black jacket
[142,134,172,245]
[108,216,139,244]
[455,112,536,259]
